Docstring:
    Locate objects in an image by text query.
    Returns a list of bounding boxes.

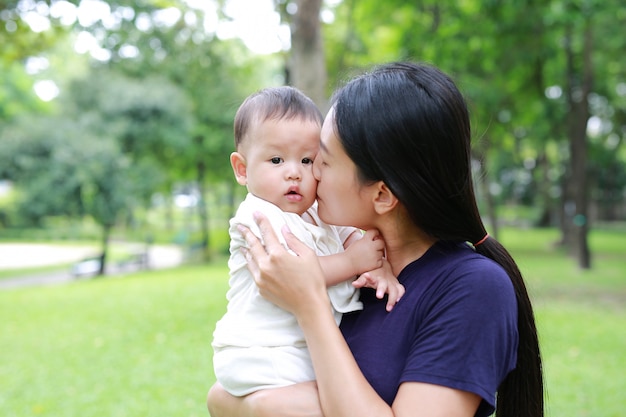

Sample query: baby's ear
[230,152,248,185]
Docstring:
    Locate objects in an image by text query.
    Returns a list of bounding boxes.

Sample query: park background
[0,0,624,416]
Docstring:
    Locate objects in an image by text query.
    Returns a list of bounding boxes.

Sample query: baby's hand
[345,229,385,274]
[352,259,405,312]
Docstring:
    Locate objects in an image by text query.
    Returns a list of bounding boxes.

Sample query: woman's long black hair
[332,62,543,417]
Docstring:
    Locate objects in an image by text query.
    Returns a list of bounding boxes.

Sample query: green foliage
[323,0,626,227]
[0,112,144,230]
[1,0,624,267]
[0,117,90,224]
[0,3,68,63]
[67,69,193,190]
[0,61,50,122]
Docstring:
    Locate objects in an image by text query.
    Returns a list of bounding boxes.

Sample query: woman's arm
[207,382,323,417]
[207,383,254,417]
[239,212,481,417]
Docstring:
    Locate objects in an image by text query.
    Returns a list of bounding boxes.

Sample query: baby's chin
[278,199,315,218]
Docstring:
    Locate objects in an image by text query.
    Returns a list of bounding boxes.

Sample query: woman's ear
[230,152,248,185]
[372,181,399,215]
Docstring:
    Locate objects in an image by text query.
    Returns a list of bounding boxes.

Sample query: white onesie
[212,193,363,396]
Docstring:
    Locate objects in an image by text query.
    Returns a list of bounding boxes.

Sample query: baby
[212,86,403,396]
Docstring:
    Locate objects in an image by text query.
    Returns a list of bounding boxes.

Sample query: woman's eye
[302,158,313,165]
[270,157,282,164]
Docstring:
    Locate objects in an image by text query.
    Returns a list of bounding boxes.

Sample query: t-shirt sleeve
[400,260,518,414]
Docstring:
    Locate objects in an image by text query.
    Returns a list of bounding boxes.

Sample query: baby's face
[238,118,320,215]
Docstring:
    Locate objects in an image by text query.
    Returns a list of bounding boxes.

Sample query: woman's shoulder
[405,240,507,276]
[400,241,515,305]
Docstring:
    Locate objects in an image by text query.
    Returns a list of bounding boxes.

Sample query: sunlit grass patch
[0,264,229,417]
[537,302,626,417]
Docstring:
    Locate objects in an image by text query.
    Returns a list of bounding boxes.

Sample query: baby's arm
[318,229,384,287]
[319,228,405,311]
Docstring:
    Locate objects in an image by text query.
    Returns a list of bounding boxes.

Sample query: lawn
[0,227,624,417]
[0,263,229,417]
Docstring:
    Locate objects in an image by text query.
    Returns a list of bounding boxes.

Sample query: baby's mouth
[286,185,300,196]
[285,187,302,201]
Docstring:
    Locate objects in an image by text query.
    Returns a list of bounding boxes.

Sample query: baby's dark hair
[234,86,323,149]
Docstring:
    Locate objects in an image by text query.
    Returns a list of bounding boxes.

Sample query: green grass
[0,264,229,417]
[499,227,626,417]
[1,227,624,417]
[537,303,625,417]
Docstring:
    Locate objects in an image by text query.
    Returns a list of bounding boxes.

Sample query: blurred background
[0,1,624,416]
[0,0,625,268]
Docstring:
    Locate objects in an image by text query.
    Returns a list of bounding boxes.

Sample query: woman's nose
[312,158,321,181]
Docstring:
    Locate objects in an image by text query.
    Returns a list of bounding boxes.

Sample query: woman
[207,62,543,417]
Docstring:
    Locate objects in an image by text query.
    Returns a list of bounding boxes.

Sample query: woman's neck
[378,213,437,277]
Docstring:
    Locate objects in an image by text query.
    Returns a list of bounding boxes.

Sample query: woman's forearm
[296,295,394,417]
[207,382,324,417]
[207,383,254,417]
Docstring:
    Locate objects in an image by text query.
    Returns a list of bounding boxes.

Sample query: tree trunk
[196,140,210,260]
[563,17,593,269]
[534,151,553,228]
[289,0,328,112]
[97,224,111,276]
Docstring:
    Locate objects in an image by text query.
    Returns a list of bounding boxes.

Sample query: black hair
[332,62,543,417]
[234,86,323,149]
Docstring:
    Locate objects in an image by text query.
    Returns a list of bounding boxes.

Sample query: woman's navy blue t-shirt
[339,241,518,417]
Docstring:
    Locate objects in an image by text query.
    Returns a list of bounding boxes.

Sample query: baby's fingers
[385,283,406,312]
[352,275,368,289]
[375,280,388,300]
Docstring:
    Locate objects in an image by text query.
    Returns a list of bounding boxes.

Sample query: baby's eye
[270,157,282,164]
[302,157,314,165]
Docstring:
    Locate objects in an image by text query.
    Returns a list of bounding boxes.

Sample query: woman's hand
[239,211,330,316]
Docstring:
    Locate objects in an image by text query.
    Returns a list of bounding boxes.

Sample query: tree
[0,115,139,275]
[1,0,278,257]
[99,5,272,256]
[288,0,328,111]
[561,5,593,268]
[322,0,626,269]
